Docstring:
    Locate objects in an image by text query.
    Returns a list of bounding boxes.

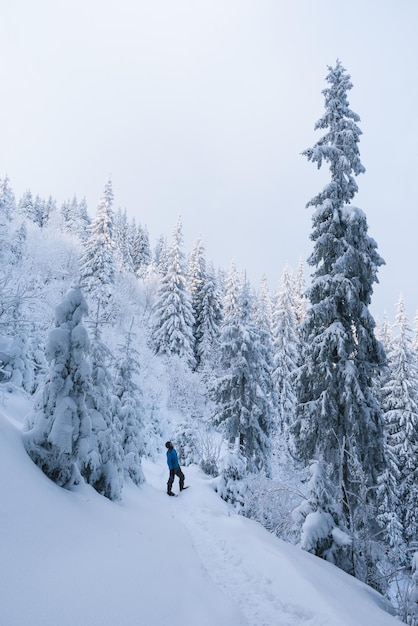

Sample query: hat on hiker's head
[165,441,172,449]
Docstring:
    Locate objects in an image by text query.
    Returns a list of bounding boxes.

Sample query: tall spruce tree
[131,222,152,276]
[380,296,418,550]
[80,180,116,318]
[62,195,90,240]
[19,190,39,225]
[0,176,15,222]
[272,266,300,440]
[211,271,275,473]
[376,313,394,356]
[153,235,169,275]
[151,217,195,367]
[24,286,91,488]
[292,61,386,577]
[188,237,222,369]
[33,195,48,228]
[83,312,124,500]
[114,323,145,486]
[254,275,273,334]
[76,198,90,241]
[375,312,404,561]
[114,207,134,274]
[42,195,57,228]
[198,261,222,368]
[294,259,307,328]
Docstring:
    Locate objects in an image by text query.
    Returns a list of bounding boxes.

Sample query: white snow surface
[1,387,398,626]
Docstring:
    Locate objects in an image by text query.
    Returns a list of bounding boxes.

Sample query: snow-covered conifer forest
[2,62,418,625]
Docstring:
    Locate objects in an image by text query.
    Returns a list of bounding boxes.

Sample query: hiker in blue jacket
[165,441,185,496]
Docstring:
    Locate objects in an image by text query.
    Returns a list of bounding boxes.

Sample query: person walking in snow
[165,441,185,496]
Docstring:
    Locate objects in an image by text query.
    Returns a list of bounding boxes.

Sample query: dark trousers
[167,467,185,493]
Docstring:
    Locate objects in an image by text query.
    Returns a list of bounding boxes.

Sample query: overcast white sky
[2,0,417,322]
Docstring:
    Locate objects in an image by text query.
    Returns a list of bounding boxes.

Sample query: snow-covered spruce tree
[131,221,152,277]
[0,175,16,222]
[272,265,300,442]
[188,237,222,370]
[209,262,242,457]
[24,285,91,488]
[292,61,386,578]
[76,198,90,241]
[188,236,207,367]
[376,313,394,357]
[19,190,39,225]
[18,191,48,227]
[254,275,273,334]
[9,222,27,267]
[380,296,418,551]
[151,217,195,368]
[33,195,49,228]
[79,180,116,318]
[376,446,405,568]
[42,196,57,228]
[0,333,34,391]
[373,313,393,428]
[61,197,72,227]
[0,219,28,338]
[292,460,351,564]
[293,260,307,327]
[211,271,276,476]
[153,235,169,275]
[26,326,48,395]
[114,322,145,486]
[220,262,241,321]
[373,316,403,562]
[114,207,134,274]
[62,195,90,240]
[198,261,222,369]
[83,310,124,500]
[67,196,80,234]
[0,208,66,379]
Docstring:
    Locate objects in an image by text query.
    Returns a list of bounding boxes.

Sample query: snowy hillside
[1,387,397,626]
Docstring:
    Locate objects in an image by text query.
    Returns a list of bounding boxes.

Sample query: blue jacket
[167,448,180,470]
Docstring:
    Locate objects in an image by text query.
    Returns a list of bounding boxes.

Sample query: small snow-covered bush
[242,473,300,541]
[170,420,221,475]
[292,460,351,565]
[197,426,222,477]
[0,335,37,392]
[215,451,247,507]
[174,422,199,466]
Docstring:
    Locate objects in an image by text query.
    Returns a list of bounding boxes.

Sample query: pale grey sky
[2,0,417,323]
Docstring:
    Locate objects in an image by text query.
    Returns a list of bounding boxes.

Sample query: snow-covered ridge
[1,387,397,626]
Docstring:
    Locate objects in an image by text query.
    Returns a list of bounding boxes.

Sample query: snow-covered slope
[1,388,397,626]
